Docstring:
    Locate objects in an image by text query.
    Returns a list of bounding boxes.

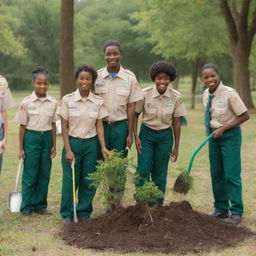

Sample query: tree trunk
[60,0,75,98]
[191,58,201,109]
[232,45,254,108]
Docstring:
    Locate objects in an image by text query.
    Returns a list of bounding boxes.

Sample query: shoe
[224,215,242,225]
[210,211,229,218]
[63,216,73,224]
[22,211,32,216]
[34,209,52,215]
[78,216,90,222]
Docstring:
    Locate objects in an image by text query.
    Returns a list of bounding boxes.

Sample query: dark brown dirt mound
[60,201,255,254]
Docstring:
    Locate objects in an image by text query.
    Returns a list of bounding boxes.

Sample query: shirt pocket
[88,111,98,120]
[28,108,39,127]
[116,89,130,105]
[213,107,229,123]
[46,104,56,117]
[69,109,81,118]
[145,103,157,118]
[162,108,173,124]
[95,81,108,94]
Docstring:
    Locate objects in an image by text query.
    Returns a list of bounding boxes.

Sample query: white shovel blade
[9,192,22,212]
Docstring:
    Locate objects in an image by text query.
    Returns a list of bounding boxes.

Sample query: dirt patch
[60,201,255,254]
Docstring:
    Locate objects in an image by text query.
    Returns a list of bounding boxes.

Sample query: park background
[1,0,256,255]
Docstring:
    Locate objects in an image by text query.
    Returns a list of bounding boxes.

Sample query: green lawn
[0,83,256,256]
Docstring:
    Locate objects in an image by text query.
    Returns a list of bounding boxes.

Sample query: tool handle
[14,159,23,192]
[71,160,78,223]
[187,133,214,175]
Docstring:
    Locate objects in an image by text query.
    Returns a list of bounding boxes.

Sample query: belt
[26,129,51,134]
[103,120,127,126]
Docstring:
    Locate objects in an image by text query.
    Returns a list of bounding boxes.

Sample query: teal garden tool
[173,133,214,194]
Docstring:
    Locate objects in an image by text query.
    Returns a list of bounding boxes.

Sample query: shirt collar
[73,89,96,103]
[152,85,171,98]
[31,91,52,102]
[101,65,126,80]
[207,81,224,98]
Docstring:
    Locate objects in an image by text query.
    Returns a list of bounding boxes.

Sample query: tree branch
[220,0,238,44]
[248,5,256,44]
[230,0,239,24]
[239,0,250,33]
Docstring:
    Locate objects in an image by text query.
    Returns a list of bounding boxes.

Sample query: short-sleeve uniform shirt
[0,75,14,112]
[135,85,187,130]
[59,89,108,139]
[203,82,247,129]
[95,65,143,122]
[15,91,58,132]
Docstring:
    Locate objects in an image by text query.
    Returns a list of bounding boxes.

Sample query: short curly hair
[149,61,177,82]
[32,66,49,81]
[74,65,98,86]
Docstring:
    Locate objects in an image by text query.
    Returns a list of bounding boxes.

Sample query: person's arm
[61,117,74,164]
[171,117,181,162]
[1,110,7,150]
[134,112,142,154]
[19,124,26,159]
[126,102,135,149]
[51,122,56,159]
[214,111,249,138]
[96,119,110,160]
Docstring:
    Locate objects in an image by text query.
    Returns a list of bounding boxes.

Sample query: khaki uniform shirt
[0,75,14,111]
[135,85,187,130]
[59,89,108,139]
[203,82,247,129]
[96,65,143,122]
[15,91,58,132]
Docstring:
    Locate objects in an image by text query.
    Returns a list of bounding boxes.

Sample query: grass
[0,81,256,256]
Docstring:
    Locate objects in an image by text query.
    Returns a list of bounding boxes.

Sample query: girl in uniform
[59,65,109,224]
[95,40,143,208]
[134,61,186,206]
[0,75,14,174]
[15,66,58,215]
[202,63,249,225]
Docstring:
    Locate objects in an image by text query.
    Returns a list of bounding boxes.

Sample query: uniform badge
[166,99,173,107]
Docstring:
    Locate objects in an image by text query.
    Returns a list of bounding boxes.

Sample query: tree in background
[133,0,227,108]
[60,0,75,97]
[220,0,256,108]
[74,0,160,80]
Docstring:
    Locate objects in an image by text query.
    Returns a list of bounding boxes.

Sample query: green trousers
[99,120,128,158]
[136,124,173,206]
[60,136,98,218]
[21,130,52,213]
[209,126,243,215]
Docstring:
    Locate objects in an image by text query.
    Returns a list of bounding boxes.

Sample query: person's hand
[126,134,133,149]
[102,147,111,161]
[0,138,6,153]
[19,149,25,159]
[65,149,74,164]
[213,127,225,139]
[170,147,178,162]
[135,136,142,154]
[51,146,56,159]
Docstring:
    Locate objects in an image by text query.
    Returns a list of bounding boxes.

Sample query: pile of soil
[60,201,255,254]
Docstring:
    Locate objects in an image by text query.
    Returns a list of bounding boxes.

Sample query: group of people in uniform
[0,40,249,225]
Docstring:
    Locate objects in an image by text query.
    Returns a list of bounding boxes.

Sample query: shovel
[173,133,214,194]
[9,159,23,212]
[71,161,78,223]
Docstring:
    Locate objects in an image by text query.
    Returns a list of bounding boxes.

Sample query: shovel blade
[9,192,22,212]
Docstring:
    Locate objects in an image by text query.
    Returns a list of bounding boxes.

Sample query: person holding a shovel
[59,65,110,224]
[201,63,249,225]
[134,61,187,206]
[0,75,14,174]
[15,66,58,216]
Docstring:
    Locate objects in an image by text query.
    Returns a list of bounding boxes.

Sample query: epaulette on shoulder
[97,67,105,73]
[143,86,154,92]
[62,92,74,100]
[123,68,136,78]
[169,88,181,97]
[93,94,104,104]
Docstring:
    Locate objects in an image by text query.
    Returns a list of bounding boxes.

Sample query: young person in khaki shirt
[95,40,143,210]
[15,66,58,216]
[0,75,14,174]
[59,65,110,224]
[134,61,186,206]
[202,64,249,225]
